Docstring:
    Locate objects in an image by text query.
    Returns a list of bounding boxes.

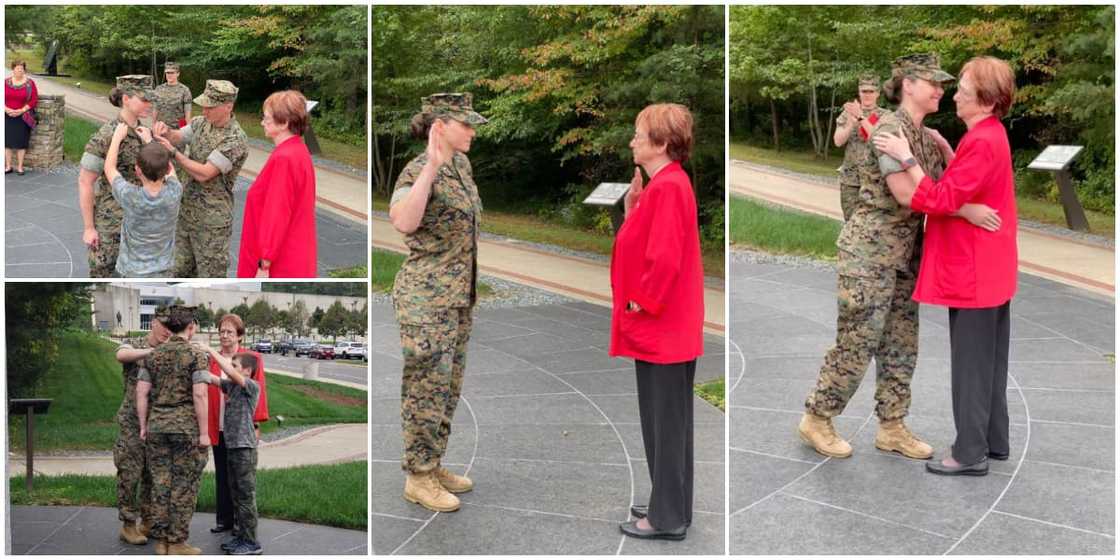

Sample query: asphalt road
[260,351,368,387]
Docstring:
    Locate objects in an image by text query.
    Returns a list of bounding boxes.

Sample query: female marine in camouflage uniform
[389,93,486,513]
[78,75,156,277]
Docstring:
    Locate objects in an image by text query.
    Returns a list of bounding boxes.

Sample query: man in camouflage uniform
[78,75,155,277]
[800,54,954,460]
[391,93,486,513]
[152,62,192,130]
[154,80,249,278]
[834,73,890,220]
[136,306,211,555]
[112,305,172,545]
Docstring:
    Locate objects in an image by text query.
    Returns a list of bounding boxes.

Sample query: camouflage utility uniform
[139,335,210,545]
[80,75,154,278]
[153,85,191,130]
[173,80,249,278]
[114,335,155,525]
[805,99,948,421]
[393,93,488,474]
[836,78,889,221]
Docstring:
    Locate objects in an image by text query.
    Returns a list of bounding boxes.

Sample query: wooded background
[730,5,1114,212]
[5,5,367,146]
[373,6,726,249]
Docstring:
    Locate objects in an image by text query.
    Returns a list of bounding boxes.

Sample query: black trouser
[635,359,695,530]
[213,431,234,528]
[949,302,1011,465]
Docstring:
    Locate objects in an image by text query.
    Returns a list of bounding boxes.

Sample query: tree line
[373,6,726,250]
[192,298,367,343]
[730,5,1114,212]
[5,5,367,145]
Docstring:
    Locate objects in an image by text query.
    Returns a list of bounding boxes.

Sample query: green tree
[246,299,274,340]
[195,304,215,331]
[287,300,310,337]
[6,284,93,397]
[317,302,348,344]
[309,306,325,333]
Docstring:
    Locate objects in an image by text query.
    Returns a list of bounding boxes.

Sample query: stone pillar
[23,94,65,170]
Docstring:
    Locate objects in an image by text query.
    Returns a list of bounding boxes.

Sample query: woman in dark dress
[5,61,38,175]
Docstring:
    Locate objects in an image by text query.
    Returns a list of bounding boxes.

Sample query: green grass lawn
[374,197,726,278]
[371,248,493,297]
[63,116,102,163]
[695,378,725,412]
[9,47,367,170]
[7,332,366,452]
[732,140,1115,237]
[730,196,840,259]
[10,461,367,530]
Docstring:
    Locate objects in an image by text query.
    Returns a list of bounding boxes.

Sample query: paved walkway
[5,167,367,277]
[31,75,368,223]
[9,505,366,555]
[730,160,1116,296]
[728,251,1114,555]
[373,216,726,333]
[371,301,726,555]
[9,424,368,478]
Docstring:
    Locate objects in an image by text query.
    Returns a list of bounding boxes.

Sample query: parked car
[274,340,293,355]
[334,341,365,360]
[252,340,272,354]
[293,339,316,357]
[309,344,335,360]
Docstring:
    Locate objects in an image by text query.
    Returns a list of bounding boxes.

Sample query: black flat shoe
[926,457,988,476]
[619,520,686,541]
[630,505,647,519]
[987,451,1009,461]
[4,168,11,174]
[15,169,24,175]
[210,524,233,533]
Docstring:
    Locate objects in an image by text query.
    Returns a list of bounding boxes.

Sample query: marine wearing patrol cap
[193,80,238,107]
[164,62,180,72]
[422,92,488,125]
[858,73,880,89]
[115,75,155,102]
[892,53,955,83]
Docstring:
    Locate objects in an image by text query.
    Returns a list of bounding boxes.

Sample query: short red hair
[263,90,309,136]
[636,103,694,163]
[219,314,245,338]
[960,56,1016,118]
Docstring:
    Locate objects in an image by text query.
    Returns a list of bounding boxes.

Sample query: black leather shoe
[630,505,647,519]
[210,524,233,533]
[619,520,686,541]
[987,451,1009,461]
[926,457,988,476]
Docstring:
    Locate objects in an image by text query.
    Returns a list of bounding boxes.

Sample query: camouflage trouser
[805,258,919,420]
[840,182,861,221]
[399,306,473,474]
[89,208,123,278]
[227,447,259,544]
[173,210,232,278]
[113,421,153,523]
[146,433,208,544]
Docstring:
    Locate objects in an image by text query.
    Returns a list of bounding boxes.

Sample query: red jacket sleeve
[911,136,993,216]
[633,182,686,316]
[252,351,269,422]
[256,152,299,262]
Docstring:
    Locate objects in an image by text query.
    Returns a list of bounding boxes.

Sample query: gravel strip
[245,136,367,178]
[371,274,574,309]
[731,248,835,272]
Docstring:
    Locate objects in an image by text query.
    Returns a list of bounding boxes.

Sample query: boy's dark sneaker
[220,536,242,552]
[229,540,263,555]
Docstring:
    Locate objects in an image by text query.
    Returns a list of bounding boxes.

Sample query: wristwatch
[900,156,917,170]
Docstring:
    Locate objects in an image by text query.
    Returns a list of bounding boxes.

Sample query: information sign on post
[304,100,322,156]
[9,399,52,492]
[583,182,631,234]
[1027,145,1088,231]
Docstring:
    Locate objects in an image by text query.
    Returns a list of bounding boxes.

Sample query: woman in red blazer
[611,103,704,540]
[206,313,269,533]
[875,56,1018,476]
[237,90,317,278]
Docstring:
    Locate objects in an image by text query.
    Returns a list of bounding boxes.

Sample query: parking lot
[255,349,368,387]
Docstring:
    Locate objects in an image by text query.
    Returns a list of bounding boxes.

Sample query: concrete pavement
[371,301,726,555]
[730,160,1116,297]
[728,251,1114,555]
[8,423,368,478]
[373,216,726,334]
[10,506,367,555]
[31,75,368,225]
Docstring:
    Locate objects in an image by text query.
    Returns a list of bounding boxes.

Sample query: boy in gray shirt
[104,123,183,277]
[201,348,263,555]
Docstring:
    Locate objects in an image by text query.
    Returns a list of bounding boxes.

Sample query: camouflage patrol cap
[892,53,955,83]
[115,75,155,102]
[194,80,238,107]
[153,304,172,326]
[164,62,180,72]
[422,92,488,125]
[858,73,880,89]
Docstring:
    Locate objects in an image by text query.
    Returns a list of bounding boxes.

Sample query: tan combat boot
[154,540,168,555]
[435,466,474,493]
[404,472,460,512]
[798,412,853,458]
[119,522,147,545]
[876,419,934,459]
[165,542,202,555]
[138,519,154,537]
